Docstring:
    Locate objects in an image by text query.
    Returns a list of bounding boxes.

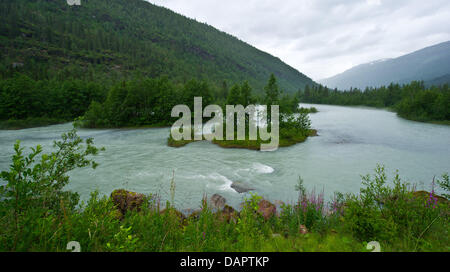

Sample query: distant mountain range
[0,0,315,93]
[319,41,450,90]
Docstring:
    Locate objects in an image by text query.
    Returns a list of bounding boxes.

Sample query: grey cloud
[149,0,450,80]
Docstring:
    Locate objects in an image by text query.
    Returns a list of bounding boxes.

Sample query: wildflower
[426,180,438,208]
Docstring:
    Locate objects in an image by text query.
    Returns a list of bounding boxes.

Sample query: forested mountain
[319,41,450,90]
[0,0,314,92]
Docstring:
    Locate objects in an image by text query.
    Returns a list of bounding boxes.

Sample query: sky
[148,0,450,81]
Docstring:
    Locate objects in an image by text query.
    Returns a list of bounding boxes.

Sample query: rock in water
[210,194,226,210]
[231,181,254,193]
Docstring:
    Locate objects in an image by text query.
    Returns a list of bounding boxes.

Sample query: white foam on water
[253,162,274,174]
[209,173,235,192]
[187,173,235,192]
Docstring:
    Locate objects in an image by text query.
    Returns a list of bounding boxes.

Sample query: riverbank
[0,117,68,130]
[167,129,318,150]
[300,102,450,126]
[1,173,448,252]
[0,106,319,131]
[212,129,318,150]
[396,114,450,126]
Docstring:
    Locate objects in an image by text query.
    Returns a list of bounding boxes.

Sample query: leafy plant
[106,226,139,252]
[436,173,450,199]
[0,128,103,251]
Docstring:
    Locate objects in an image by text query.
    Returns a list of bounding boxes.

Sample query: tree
[183,79,212,109]
[303,85,311,102]
[226,84,241,106]
[240,81,253,107]
[264,74,280,106]
[220,80,229,101]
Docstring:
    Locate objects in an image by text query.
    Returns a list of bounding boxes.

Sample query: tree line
[0,73,106,122]
[81,74,306,129]
[299,81,450,122]
[0,71,307,131]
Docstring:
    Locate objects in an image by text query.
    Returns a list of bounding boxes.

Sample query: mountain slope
[0,0,314,93]
[425,73,450,87]
[319,41,450,90]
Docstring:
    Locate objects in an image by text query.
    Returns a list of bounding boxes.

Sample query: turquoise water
[1,104,449,210]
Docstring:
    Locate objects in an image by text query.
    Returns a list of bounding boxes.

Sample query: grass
[402,117,450,126]
[429,120,450,125]
[1,175,448,252]
[298,107,318,114]
[1,165,448,252]
[168,128,318,150]
[0,117,68,130]
[213,129,317,150]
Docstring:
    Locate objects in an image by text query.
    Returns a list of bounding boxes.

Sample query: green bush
[342,165,449,250]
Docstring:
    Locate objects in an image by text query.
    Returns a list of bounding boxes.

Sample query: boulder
[110,189,145,217]
[220,205,239,223]
[160,208,187,224]
[210,194,226,210]
[257,199,277,220]
[186,209,202,221]
[231,181,254,193]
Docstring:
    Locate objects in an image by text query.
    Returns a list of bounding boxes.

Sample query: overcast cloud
[148,0,450,80]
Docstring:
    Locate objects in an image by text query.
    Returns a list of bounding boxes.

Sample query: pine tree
[240,81,252,107]
[264,74,279,106]
[226,84,241,105]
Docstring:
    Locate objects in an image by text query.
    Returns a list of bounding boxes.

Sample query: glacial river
[1,104,449,210]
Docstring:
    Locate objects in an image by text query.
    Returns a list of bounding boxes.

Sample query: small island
[167,103,319,150]
[165,75,319,151]
[167,126,318,150]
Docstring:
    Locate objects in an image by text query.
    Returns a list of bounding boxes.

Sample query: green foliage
[237,193,265,238]
[342,165,449,251]
[240,81,254,107]
[264,74,280,107]
[0,128,103,251]
[70,191,121,252]
[280,112,311,134]
[226,84,242,106]
[300,81,450,123]
[82,77,180,128]
[0,0,314,95]
[0,73,106,126]
[106,226,139,252]
[436,173,450,199]
[0,117,68,130]
[396,84,450,122]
